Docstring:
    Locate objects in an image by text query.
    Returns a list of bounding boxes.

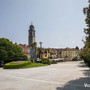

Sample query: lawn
[21,63,48,68]
[4,61,48,69]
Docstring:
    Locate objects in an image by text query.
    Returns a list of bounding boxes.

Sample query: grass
[4,61,32,69]
[4,61,48,69]
[21,63,48,69]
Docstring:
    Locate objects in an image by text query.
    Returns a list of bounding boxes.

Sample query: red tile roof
[18,44,30,48]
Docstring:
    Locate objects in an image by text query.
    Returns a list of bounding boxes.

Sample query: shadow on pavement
[82,70,90,78]
[78,61,88,68]
[56,77,90,90]
[56,62,90,90]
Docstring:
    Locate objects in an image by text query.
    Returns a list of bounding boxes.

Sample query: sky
[0,0,88,49]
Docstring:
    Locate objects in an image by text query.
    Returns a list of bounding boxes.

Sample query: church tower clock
[28,23,35,46]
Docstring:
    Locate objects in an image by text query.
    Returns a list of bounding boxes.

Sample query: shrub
[4,61,32,69]
[83,50,90,67]
[72,57,78,61]
[51,60,57,64]
[41,58,51,65]
[0,38,28,64]
[80,48,90,67]
[18,55,28,61]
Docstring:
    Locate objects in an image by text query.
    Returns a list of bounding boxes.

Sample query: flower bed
[10,61,26,64]
[4,61,32,69]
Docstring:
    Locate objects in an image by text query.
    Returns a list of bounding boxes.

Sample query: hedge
[4,61,32,69]
[51,60,57,64]
[41,58,51,65]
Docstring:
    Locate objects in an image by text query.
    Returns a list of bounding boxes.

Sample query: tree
[30,42,37,49]
[37,48,43,58]
[0,49,8,62]
[80,1,90,67]
[72,57,78,61]
[75,46,79,50]
[47,48,50,53]
[50,52,53,59]
[0,38,27,64]
[83,0,90,48]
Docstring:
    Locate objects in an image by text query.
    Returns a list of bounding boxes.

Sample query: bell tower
[28,23,35,46]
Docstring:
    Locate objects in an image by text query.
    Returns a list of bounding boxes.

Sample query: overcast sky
[0,0,88,49]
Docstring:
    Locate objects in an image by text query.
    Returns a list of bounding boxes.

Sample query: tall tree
[75,46,79,50]
[83,0,90,48]
[0,38,27,64]
[80,1,90,67]
[30,42,37,49]
[37,48,43,58]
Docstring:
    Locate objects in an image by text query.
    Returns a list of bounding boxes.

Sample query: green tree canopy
[83,0,90,48]
[80,1,90,67]
[30,42,37,49]
[75,46,79,50]
[37,47,43,58]
[0,38,28,63]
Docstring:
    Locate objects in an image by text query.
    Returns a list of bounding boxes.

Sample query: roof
[62,48,80,51]
[18,44,30,48]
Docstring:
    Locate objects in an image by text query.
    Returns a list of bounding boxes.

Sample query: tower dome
[29,24,34,30]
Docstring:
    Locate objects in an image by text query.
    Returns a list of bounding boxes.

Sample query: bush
[83,50,90,67]
[80,48,90,67]
[0,38,28,64]
[51,60,57,64]
[4,61,32,69]
[17,55,28,61]
[41,58,51,65]
[72,57,78,61]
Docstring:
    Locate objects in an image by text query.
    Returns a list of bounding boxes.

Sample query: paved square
[0,61,90,90]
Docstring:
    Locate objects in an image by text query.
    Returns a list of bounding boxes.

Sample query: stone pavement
[0,61,90,90]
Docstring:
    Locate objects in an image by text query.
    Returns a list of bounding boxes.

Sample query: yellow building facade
[61,48,80,60]
[38,48,58,59]
[40,49,49,59]
[50,50,57,59]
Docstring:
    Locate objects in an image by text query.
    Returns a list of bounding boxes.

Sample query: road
[0,61,90,90]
